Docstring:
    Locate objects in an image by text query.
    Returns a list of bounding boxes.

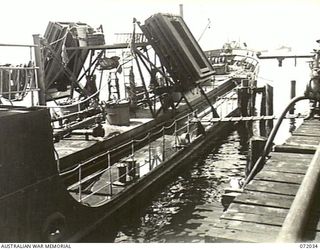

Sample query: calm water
[90,59,311,242]
[113,129,248,243]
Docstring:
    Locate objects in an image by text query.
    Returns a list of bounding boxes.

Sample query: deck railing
[58,88,237,206]
[114,33,147,45]
[61,110,198,204]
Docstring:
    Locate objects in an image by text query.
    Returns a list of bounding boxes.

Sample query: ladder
[121,50,134,99]
[107,71,120,101]
[104,50,120,101]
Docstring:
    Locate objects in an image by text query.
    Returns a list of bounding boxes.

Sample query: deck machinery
[0,13,227,242]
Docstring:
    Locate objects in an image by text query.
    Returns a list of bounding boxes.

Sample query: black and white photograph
[0,0,319,246]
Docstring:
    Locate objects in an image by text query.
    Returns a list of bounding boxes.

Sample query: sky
[1,0,319,50]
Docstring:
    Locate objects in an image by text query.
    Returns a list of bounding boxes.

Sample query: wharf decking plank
[264,152,312,174]
[233,191,294,209]
[269,152,314,160]
[221,211,285,227]
[254,170,304,184]
[205,119,320,242]
[205,226,276,242]
[263,163,308,174]
[274,144,317,154]
[292,133,320,137]
[292,123,320,136]
[296,124,320,130]
[299,120,320,126]
[215,218,281,232]
[227,203,288,217]
[297,122,320,127]
[245,180,300,196]
[285,136,320,146]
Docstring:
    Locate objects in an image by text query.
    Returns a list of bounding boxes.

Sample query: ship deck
[54,76,236,170]
[55,75,241,208]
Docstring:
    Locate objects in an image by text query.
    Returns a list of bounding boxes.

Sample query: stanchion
[174,120,177,150]
[108,152,113,195]
[148,133,152,170]
[78,167,82,202]
[162,128,165,161]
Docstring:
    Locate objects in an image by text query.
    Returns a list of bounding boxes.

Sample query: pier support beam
[246,136,267,178]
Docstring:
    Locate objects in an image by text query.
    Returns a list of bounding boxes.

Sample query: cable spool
[42,212,66,242]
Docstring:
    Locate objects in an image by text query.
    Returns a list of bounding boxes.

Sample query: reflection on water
[113,130,248,243]
[86,59,311,242]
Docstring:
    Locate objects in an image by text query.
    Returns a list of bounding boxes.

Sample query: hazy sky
[1,0,319,53]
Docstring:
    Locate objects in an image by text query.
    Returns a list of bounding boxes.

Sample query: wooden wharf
[203,119,320,243]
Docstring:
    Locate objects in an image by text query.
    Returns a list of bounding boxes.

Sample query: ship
[0,13,257,242]
[205,41,259,79]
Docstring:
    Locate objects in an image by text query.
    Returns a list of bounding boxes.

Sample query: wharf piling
[237,79,250,117]
[246,136,267,178]
[259,83,274,136]
[290,80,296,114]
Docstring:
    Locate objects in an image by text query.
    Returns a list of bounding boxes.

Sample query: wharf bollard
[116,163,127,185]
[289,80,296,114]
[246,136,267,178]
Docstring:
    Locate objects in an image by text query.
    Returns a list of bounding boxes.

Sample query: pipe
[51,107,98,122]
[243,95,308,187]
[277,143,320,242]
[53,114,103,140]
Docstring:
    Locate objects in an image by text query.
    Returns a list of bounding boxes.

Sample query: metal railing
[61,110,199,205]
[0,44,40,105]
[56,84,238,205]
[114,33,147,44]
